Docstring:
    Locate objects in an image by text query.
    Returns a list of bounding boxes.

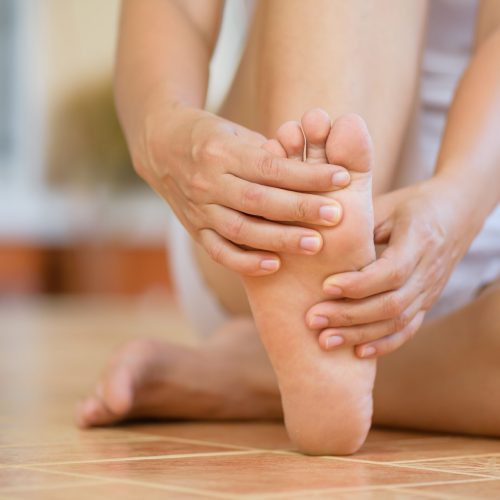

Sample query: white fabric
[169,0,500,336]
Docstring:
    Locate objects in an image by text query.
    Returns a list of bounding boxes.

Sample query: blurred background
[0,0,247,298]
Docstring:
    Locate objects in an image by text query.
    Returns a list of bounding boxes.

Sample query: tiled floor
[2,297,500,499]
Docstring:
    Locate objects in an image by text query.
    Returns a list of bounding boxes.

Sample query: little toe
[276,120,305,160]
[326,114,374,174]
[301,108,332,164]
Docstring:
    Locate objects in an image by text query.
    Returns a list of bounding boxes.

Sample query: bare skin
[239,109,376,454]
[78,282,500,436]
[78,0,500,453]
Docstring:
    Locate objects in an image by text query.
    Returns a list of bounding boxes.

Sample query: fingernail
[309,315,328,328]
[319,205,341,224]
[260,259,280,271]
[300,235,322,253]
[326,335,344,349]
[323,284,343,297]
[332,171,350,187]
[361,346,376,357]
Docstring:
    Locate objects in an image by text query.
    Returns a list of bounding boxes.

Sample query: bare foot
[243,109,377,455]
[76,318,281,428]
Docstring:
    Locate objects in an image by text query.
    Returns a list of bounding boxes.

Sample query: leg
[374,281,500,434]
[198,0,428,312]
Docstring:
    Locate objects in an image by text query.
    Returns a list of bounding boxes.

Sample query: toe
[326,114,373,174]
[99,368,134,417]
[301,108,332,164]
[76,395,119,428]
[261,138,287,158]
[276,121,304,160]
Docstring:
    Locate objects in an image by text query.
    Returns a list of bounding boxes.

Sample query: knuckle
[226,214,246,241]
[187,172,210,200]
[382,294,403,318]
[389,264,407,287]
[205,242,224,265]
[256,153,281,180]
[294,196,310,220]
[337,309,355,327]
[192,135,222,164]
[392,311,411,332]
[241,184,263,209]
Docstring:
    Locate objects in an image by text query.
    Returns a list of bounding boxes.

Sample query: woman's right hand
[134,103,351,275]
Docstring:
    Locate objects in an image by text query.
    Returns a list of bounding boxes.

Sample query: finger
[322,221,425,299]
[205,205,324,255]
[227,141,351,192]
[354,311,426,358]
[316,295,424,350]
[198,228,281,276]
[307,276,424,329]
[219,174,343,226]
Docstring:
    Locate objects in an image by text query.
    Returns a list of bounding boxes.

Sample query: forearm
[434,27,500,224]
[114,0,223,162]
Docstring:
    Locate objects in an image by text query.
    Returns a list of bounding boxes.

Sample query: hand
[135,104,351,276]
[306,177,482,357]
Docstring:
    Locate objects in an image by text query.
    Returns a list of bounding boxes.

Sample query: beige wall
[42,0,121,114]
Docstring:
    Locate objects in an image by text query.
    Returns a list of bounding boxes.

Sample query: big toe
[326,114,373,174]
[76,366,135,428]
[76,395,121,428]
[301,108,332,164]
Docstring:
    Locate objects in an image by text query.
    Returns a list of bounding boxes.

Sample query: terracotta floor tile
[5,481,212,499]
[41,452,479,495]
[397,478,500,498]
[402,455,500,477]
[0,467,93,490]
[5,298,500,498]
[357,435,500,463]
[0,439,236,466]
[278,488,433,499]
[0,425,157,448]
[129,422,293,450]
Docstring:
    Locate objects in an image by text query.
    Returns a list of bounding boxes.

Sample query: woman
[77,0,500,455]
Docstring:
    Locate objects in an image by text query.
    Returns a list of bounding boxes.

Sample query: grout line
[12,465,242,499]
[0,434,160,449]
[316,454,498,479]
[7,449,263,468]
[147,434,261,452]
[0,479,112,493]
[249,477,497,499]
[389,486,465,500]
[393,452,500,464]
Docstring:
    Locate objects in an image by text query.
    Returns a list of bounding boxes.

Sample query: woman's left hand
[306,177,482,358]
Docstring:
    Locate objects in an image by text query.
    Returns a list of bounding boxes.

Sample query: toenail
[300,235,322,253]
[332,171,350,187]
[319,205,340,223]
[260,259,280,271]
[323,284,343,297]
[309,315,329,328]
[326,335,344,349]
[361,346,376,357]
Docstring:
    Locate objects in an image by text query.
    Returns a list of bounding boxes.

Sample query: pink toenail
[309,315,328,328]
[326,335,344,349]
[300,236,322,253]
[319,205,340,223]
[332,171,350,187]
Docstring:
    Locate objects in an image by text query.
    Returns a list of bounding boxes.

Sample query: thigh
[373,280,500,435]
